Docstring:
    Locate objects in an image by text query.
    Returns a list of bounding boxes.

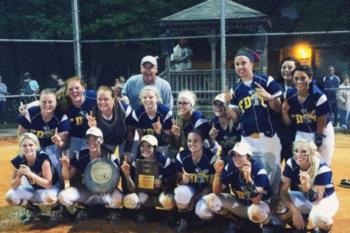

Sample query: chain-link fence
[0,0,349,126]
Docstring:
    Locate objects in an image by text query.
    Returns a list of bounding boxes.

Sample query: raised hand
[60,151,70,168]
[241,161,252,182]
[51,128,62,146]
[224,86,232,105]
[209,123,218,141]
[214,159,225,174]
[182,167,191,184]
[299,171,310,191]
[87,111,97,127]
[170,119,181,137]
[19,101,27,116]
[152,117,162,134]
[254,82,272,101]
[121,161,131,176]
[281,101,290,113]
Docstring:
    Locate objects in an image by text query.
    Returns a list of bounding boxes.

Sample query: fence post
[71,0,82,79]
[220,0,226,92]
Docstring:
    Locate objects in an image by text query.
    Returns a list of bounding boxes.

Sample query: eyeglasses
[293,76,308,82]
[177,101,190,105]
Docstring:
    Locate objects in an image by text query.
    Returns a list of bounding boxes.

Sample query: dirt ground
[0,134,349,233]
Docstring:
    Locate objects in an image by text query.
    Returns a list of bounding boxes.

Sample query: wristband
[303,189,321,202]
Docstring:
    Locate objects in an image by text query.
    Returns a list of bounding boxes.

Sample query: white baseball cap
[140,134,158,147]
[228,142,252,157]
[212,93,225,104]
[86,127,103,139]
[141,55,157,66]
[247,201,270,223]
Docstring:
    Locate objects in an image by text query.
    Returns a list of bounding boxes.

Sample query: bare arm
[10,167,22,189]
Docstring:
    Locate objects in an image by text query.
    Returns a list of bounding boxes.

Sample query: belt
[249,132,264,139]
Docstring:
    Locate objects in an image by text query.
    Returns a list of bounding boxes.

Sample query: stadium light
[293,43,312,65]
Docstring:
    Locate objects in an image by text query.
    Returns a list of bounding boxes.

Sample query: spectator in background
[323,66,340,126]
[122,55,173,109]
[170,38,193,71]
[0,75,8,124]
[337,74,350,129]
[46,72,60,91]
[20,72,39,102]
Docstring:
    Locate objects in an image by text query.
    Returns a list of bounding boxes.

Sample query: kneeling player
[204,142,273,233]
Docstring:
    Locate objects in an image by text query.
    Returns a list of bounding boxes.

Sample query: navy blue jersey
[92,100,133,149]
[211,117,240,157]
[70,148,119,174]
[131,103,173,145]
[64,90,96,138]
[283,158,335,197]
[17,106,70,148]
[230,74,283,137]
[175,148,216,191]
[182,110,211,140]
[11,151,59,189]
[286,84,330,132]
[221,158,271,205]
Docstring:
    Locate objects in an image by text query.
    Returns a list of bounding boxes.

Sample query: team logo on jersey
[291,110,316,124]
[239,91,267,112]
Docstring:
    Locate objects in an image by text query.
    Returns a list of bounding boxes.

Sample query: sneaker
[75,209,88,222]
[176,218,188,233]
[340,179,350,188]
[20,207,40,225]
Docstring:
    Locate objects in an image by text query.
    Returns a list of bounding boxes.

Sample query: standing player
[174,130,217,232]
[87,85,134,156]
[228,47,283,194]
[281,65,334,165]
[171,90,210,150]
[209,93,240,160]
[57,76,96,158]
[17,89,70,177]
[204,142,273,233]
[131,86,173,148]
[279,139,339,233]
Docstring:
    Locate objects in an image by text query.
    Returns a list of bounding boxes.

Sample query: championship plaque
[83,158,120,193]
[135,159,159,192]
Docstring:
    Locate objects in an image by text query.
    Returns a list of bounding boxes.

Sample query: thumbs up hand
[87,111,97,127]
[182,167,191,184]
[152,117,162,135]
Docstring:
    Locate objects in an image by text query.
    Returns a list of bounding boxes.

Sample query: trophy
[83,158,120,193]
[135,159,159,193]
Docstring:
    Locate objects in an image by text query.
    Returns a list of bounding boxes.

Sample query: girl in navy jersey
[280,139,339,233]
[120,135,176,222]
[87,86,134,157]
[131,86,173,149]
[5,133,60,224]
[171,90,210,150]
[17,89,70,177]
[174,130,217,232]
[228,47,283,195]
[209,93,240,160]
[282,65,334,165]
[57,76,96,158]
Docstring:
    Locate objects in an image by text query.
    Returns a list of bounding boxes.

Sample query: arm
[17,125,28,137]
[281,101,292,126]
[267,97,282,113]
[61,155,77,180]
[280,176,305,230]
[316,115,327,135]
[10,167,22,189]
[120,161,136,192]
[19,161,53,189]
[212,159,226,193]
